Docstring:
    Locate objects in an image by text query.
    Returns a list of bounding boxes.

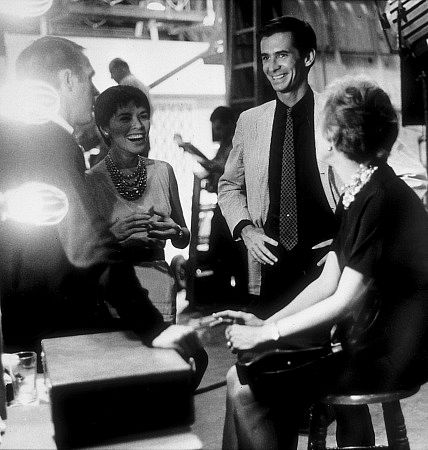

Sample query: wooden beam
[148,48,210,89]
[66,4,206,24]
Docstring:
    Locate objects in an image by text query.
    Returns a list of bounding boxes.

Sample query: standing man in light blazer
[219,16,337,319]
[218,16,427,320]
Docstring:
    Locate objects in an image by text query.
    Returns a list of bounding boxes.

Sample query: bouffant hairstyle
[322,76,398,164]
[94,85,151,146]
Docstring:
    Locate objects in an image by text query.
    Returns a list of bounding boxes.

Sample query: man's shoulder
[2,120,76,154]
[29,121,77,146]
[239,100,276,119]
[120,74,150,94]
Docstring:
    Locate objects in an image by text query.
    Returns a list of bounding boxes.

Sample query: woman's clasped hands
[110,208,182,242]
[110,211,153,241]
[213,310,277,352]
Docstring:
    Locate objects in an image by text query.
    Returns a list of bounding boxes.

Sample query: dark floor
[180,295,428,449]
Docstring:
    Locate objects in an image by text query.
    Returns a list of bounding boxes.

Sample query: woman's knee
[226,365,256,407]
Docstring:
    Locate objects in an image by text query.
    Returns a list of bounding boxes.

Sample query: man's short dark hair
[210,106,236,125]
[16,36,88,88]
[259,16,317,56]
[109,58,130,72]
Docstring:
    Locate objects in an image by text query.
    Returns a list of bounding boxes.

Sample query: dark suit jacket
[0,120,165,352]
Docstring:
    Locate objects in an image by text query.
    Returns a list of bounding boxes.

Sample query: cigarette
[192,316,235,330]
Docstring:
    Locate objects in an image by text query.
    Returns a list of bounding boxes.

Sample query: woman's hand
[147,210,189,247]
[147,215,181,240]
[110,212,151,241]
[225,324,276,352]
[213,310,264,327]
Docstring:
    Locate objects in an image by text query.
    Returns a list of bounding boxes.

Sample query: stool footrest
[308,388,418,450]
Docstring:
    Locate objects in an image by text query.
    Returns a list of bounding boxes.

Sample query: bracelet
[175,225,184,239]
[269,323,281,342]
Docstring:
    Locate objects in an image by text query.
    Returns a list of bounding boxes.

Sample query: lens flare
[0,0,53,18]
[0,182,69,226]
[0,80,60,125]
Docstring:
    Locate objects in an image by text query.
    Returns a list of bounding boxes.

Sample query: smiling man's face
[260,31,310,97]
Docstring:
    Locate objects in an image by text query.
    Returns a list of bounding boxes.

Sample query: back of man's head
[109,58,130,72]
[259,16,317,56]
[210,106,236,126]
[16,36,87,89]
[109,58,131,83]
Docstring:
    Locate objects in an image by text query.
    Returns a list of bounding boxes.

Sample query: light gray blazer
[218,91,427,295]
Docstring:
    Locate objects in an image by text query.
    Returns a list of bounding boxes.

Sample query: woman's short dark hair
[322,76,399,164]
[94,85,151,144]
[259,16,317,56]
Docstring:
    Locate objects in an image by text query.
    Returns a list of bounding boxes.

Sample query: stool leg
[382,401,410,450]
[307,403,328,450]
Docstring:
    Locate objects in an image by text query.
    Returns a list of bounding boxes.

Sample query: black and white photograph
[0,1,427,448]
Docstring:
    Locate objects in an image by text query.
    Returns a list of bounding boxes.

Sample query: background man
[176,106,247,305]
[0,37,206,384]
[109,57,151,103]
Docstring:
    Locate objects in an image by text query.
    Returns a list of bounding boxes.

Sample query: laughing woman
[87,85,189,323]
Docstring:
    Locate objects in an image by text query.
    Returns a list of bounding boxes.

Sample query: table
[2,378,202,449]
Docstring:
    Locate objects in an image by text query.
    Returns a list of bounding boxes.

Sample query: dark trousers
[250,244,324,319]
[207,205,249,306]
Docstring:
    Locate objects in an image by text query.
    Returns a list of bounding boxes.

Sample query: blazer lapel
[255,101,275,223]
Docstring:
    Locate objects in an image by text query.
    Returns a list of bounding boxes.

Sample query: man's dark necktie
[279,107,298,250]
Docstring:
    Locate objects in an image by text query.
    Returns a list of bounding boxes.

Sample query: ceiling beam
[65,3,206,24]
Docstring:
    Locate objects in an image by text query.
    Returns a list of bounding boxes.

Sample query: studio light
[147,1,166,11]
[0,182,69,226]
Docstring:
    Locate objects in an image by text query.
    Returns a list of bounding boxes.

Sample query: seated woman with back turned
[215,76,428,449]
[87,85,190,323]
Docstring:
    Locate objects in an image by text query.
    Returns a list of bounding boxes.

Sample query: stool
[307,386,420,450]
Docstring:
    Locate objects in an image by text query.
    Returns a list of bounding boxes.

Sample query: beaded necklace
[105,154,147,201]
[342,164,378,210]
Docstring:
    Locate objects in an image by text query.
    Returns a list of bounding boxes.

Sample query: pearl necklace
[105,154,147,201]
[342,164,378,210]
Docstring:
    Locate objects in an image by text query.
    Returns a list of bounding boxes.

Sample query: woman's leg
[223,366,280,450]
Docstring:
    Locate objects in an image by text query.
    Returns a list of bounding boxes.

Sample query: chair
[307,386,420,450]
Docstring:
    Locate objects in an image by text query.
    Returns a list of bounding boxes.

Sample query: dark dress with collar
[257,163,428,408]
[329,162,428,392]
